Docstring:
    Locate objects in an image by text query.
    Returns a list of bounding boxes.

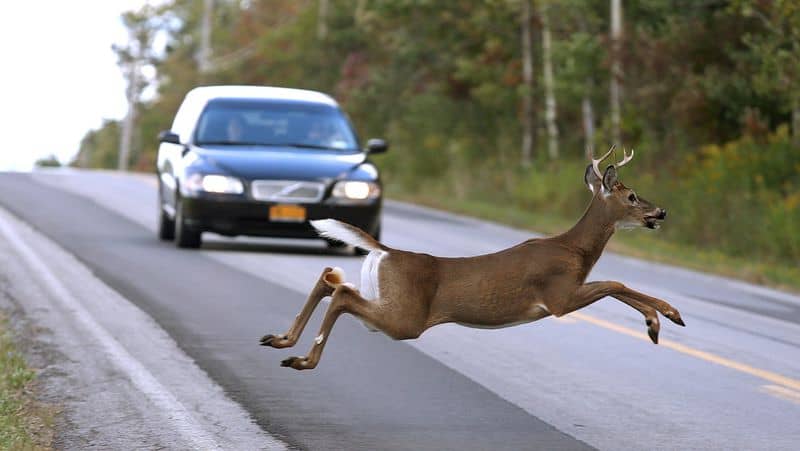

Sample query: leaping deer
[260,146,684,370]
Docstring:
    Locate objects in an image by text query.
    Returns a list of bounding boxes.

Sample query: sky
[0,1,153,171]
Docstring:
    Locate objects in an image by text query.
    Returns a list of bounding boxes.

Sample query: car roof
[184,85,339,107]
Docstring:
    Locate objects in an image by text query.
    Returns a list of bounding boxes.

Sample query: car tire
[157,190,175,241]
[325,238,348,249]
[174,195,202,249]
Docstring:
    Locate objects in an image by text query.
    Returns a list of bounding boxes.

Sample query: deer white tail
[310,219,384,251]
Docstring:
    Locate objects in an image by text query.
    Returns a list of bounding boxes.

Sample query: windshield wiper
[195,141,268,146]
[197,141,358,151]
[279,143,357,151]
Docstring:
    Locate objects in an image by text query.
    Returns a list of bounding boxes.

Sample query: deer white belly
[455,303,551,329]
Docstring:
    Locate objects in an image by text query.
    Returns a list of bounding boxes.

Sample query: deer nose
[657,209,667,220]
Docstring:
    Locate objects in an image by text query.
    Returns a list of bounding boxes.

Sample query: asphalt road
[1,169,799,450]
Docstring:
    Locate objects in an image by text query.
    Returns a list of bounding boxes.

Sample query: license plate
[269,204,306,222]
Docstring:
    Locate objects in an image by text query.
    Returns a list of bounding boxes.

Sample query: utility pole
[609,0,623,146]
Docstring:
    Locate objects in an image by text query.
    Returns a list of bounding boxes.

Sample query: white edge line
[0,212,224,451]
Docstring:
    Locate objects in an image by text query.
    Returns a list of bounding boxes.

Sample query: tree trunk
[355,0,368,27]
[793,97,800,146]
[540,2,559,160]
[318,0,329,40]
[520,0,535,168]
[118,61,140,171]
[609,0,623,146]
[197,0,213,73]
[582,82,595,160]
[576,15,595,160]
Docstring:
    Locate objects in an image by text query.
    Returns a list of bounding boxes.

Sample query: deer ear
[584,164,601,193]
[602,165,618,193]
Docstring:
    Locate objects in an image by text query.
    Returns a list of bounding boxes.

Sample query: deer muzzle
[644,208,667,229]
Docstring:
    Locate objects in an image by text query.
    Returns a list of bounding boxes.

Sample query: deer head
[583,145,667,230]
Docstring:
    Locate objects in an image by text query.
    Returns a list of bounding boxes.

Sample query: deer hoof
[648,326,659,344]
[646,318,660,344]
[665,310,685,327]
[323,267,346,288]
[281,356,313,370]
[260,334,290,348]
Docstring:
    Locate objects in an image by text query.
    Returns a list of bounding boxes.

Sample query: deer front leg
[566,288,663,343]
[611,294,661,344]
[281,285,383,371]
[617,286,685,327]
[556,282,684,344]
[560,281,684,327]
[553,281,626,316]
[259,267,339,349]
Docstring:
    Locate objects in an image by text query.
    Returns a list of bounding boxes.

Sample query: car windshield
[194,99,359,151]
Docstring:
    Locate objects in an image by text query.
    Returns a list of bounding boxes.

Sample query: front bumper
[180,194,381,239]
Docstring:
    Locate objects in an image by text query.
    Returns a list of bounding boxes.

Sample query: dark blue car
[156,86,387,251]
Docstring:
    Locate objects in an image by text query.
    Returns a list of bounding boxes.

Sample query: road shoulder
[0,206,285,450]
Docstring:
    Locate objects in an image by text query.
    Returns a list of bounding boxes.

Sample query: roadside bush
[662,126,800,263]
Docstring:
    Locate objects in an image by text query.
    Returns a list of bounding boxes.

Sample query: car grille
[250,180,326,203]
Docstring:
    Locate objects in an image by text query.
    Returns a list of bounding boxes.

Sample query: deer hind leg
[280,284,395,371]
[260,267,341,349]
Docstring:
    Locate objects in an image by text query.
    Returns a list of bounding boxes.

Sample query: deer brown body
[261,147,684,370]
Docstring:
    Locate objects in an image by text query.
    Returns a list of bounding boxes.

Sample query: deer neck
[558,194,616,263]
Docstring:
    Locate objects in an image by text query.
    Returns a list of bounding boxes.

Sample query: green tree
[73,120,121,169]
[34,155,61,168]
[734,0,800,143]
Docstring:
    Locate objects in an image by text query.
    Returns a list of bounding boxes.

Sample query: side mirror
[365,138,389,154]
[158,130,181,145]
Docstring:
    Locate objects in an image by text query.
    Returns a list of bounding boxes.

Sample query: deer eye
[628,193,637,203]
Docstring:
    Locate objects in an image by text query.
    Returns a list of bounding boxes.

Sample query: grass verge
[0,313,53,450]
[391,193,800,294]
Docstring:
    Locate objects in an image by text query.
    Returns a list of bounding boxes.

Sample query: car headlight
[331,181,381,200]
[185,173,244,194]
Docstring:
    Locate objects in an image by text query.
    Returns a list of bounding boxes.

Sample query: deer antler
[616,148,634,169]
[592,144,616,179]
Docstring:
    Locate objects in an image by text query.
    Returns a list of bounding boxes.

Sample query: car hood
[191,145,369,181]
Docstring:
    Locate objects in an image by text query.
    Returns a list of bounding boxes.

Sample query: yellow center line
[570,312,800,392]
[759,385,800,406]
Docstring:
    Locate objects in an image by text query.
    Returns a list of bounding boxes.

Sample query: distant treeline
[75,0,799,265]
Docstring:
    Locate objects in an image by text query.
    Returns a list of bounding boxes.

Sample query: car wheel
[325,238,348,249]
[157,190,175,241]
[174,195,202,249]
